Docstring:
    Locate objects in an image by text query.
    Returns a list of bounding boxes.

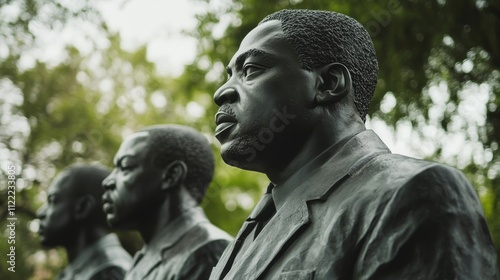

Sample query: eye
[47,196,56,204]
[243,64,264,78]
[226,67,232,81]
[120,164,134,171]
[119,159,135,171]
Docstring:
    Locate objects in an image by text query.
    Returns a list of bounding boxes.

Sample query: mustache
[218,104,236,118]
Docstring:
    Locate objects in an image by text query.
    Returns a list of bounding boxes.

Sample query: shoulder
[348,155,485,238]
[179,221,233,250]
[176,236,231,280]
[174,222,232,260]
[89,266,127,280]
[354,153,476,201]
[352,159,498,279]
[324,155,482,237]
[85,239,132,279]
[93,242,133,271]
[384,158,479,210]
[157,223,232,280]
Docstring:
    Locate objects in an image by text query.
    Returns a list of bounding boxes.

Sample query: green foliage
[1,0,500,278]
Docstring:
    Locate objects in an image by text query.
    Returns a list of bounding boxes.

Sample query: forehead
[115,131,150,160]
[229,20,298,66]
[47,171,73,196]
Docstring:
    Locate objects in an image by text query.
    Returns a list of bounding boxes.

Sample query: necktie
[220,185,276,279]
[249,186,276,239]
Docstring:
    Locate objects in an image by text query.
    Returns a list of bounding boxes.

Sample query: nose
[214,85,238,106]
[102,174,116,191]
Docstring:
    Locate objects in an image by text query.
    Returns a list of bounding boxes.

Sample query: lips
[215,111,237,125]
[102,195,114,214]
[102,202,114,214]
[215,109,237,136]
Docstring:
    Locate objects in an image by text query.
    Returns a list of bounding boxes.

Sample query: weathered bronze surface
[103,125,232,280]
[37,164,132,280]
[210,9,499,280]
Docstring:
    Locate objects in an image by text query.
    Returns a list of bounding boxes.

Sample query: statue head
[37,164,111,248]
[260,9,378,120]
[213,9,377,174]
[102,125,215,230]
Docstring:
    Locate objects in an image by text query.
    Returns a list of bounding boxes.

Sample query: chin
[106,216,123,229]
[221,143,266,173]
[107,216,136,230]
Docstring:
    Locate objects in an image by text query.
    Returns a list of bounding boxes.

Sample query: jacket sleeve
[354,165,498,280]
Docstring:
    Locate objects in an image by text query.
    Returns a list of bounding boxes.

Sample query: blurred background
[0,0,499,278]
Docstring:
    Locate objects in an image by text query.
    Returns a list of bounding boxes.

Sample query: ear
[74,195,96,221]
[161,160,188,191]
[314,63,352,105]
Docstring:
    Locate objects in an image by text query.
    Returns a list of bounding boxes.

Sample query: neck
[64,226,108,263]
[266,111,366,183]
[138,188,196,244]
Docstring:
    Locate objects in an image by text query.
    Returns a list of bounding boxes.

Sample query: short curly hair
[141,125,215,204]
[260,9,378,122]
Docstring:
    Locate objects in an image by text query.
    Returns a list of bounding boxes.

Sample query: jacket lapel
[210,220,255,279]
[223,198,311,280]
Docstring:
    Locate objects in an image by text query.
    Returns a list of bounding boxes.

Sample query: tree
[0,2,111,278]
[2,0,499,278]
[1,1,266,277]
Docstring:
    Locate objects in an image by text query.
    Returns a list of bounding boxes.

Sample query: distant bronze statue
[102,124,232,280]
[210,9,499,279]
[37,164,132,280]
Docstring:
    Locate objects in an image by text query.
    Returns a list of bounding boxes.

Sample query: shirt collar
[63,233,121,274]
[271,132,359,211]
[132,206,208,264]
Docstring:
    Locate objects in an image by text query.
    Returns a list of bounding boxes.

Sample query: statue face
[37,172,77,247]
[214,20,317,172]
[102,132,165,229]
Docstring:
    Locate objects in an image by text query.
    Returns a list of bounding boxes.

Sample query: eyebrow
[113,155,127,166]
[228,48,273,74]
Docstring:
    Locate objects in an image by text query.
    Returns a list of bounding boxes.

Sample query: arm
[354,165,498,280]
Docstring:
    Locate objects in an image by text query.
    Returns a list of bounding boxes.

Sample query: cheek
[113,178,149,210]
[240,93,280,126]
[46,207,71,228]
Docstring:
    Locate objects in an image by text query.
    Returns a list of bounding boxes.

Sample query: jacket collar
[59,233,121,278]
[221,130,390,279]
[129,207,209,277]
[272,133,354,211]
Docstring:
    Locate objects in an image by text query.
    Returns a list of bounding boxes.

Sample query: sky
[97,0,203,76]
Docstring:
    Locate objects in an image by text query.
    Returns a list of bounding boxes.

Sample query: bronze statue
[210,9,499,279]
[37,164,132,280]
[102,124,232,280]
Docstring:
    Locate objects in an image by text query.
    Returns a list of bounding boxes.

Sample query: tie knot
[248,191,275,222]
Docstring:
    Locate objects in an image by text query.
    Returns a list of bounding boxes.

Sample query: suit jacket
[210,130,498,280]
[125,207,232,280]
[56,233,132,280]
